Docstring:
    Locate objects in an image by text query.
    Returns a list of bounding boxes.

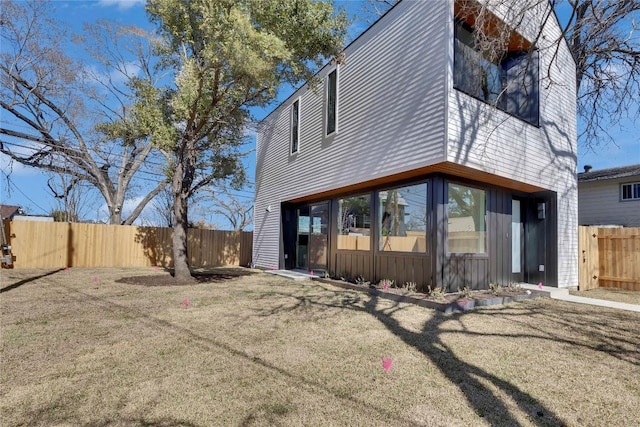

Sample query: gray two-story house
[254,0,578,291]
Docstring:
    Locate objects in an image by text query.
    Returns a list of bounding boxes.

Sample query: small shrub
[458,286,473,299]
[489,282,501,295]
[379,278,394,289]
[428,285,446,301]
[403,281,417,292]
[507,281,522,292]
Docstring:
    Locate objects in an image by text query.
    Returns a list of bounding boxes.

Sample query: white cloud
[97,0,145,11]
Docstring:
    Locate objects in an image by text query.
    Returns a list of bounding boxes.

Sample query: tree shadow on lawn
[0,268,64,294]
[47,279,638,426]
[23,392,199,427]
[252,281,640,426]
[53,284,424,427]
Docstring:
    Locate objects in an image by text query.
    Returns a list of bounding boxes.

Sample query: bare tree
[0,0,167,225]
[46,173,98,222]
[364,0,640,150]
[201,184,254,231]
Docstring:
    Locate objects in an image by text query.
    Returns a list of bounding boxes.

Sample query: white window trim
[325,67,339,136]
[291,97,300,155]
[620,182,640,201]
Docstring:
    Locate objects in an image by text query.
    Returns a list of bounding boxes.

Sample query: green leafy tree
[135,0,348,280]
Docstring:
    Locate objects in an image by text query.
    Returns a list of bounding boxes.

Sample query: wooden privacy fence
[579,226,640,291]
[2,219,253,269]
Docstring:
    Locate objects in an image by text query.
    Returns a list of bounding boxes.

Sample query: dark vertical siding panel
[546,194,558,286]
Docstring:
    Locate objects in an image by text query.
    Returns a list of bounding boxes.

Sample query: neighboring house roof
[0,204,23,220]
[578,164,640,183]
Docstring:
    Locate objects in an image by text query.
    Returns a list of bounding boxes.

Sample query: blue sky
[1,0,638,223]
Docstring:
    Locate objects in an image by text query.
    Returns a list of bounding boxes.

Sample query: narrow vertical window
[326,69,337,135]
[291,99,299,154]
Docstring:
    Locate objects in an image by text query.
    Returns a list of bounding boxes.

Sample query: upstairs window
[454,14,539,125]
[326,69,338,135]
[291,99,300,154]
[621,182,640,201]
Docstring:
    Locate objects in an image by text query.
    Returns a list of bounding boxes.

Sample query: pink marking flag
[382,283,388,290]
[310,270,314,276]
[537,282,543,289]
[93,276,99,284]
[382,357,393,372]
[182,298,190,308]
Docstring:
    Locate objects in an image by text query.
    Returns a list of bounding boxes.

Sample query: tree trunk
[108,210,122,225]
[172,163,192,281]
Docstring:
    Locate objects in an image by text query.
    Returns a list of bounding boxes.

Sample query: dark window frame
[453,19,540,126]
[291,98,300,154]
[337,193,372,251]
[446,181,487,255]
[376,182,429,254]
[326,68,338,135]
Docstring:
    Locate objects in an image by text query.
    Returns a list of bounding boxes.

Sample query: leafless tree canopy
[0,0,167,224]
[46,173,99,222]
[200,184,254,231]
[365,0,640,150]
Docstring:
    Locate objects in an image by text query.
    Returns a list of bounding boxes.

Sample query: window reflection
[378,183,427,253]
[337,194,371,250]
[447,183,486,253]
[454,20,539,125]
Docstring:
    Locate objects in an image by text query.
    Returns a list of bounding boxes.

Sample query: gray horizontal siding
[254,0,449,269]
[579,180,640,227]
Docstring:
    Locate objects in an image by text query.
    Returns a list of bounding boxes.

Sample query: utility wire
[0,139,256,187]
[1,172,50,215]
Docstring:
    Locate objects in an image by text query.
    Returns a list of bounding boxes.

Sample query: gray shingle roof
[578,164,640,183]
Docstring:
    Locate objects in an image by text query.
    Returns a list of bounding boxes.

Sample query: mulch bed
[315,277,550,313]
[115,266,549,312]
[116,267,259,286]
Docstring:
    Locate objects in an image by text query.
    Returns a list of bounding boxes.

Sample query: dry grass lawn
[1,267,639,426]
[570,287,640,306]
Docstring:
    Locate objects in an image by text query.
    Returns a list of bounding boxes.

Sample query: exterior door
[295,202,329,272]
[308,203,329,272]
[511,198,525,281]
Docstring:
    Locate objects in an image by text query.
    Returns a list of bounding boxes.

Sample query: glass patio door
[295,203,329,272]
[308,203,329,271]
